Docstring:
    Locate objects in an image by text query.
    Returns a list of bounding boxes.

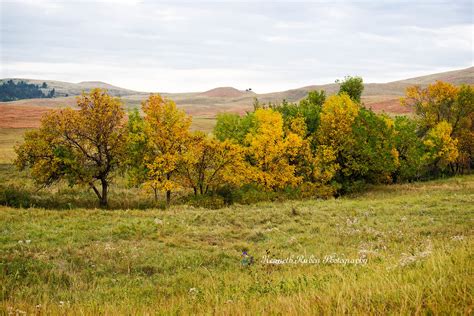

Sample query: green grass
[1,175,473,315]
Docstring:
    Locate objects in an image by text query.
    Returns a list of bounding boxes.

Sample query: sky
[0,0,472,93]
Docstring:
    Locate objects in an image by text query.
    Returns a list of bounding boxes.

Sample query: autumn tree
[314,94,359,185]
[423,121,459,174]
[402,81,474,172]
[245,108,302,190]
[141,94,191,206]
[15,89,127,207]
[178,133,249,195]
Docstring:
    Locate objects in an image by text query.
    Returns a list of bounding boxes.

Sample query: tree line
[15,78,474,207]
[0,80,55,101]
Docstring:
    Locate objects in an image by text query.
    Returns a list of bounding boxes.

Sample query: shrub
[0,184,31,208]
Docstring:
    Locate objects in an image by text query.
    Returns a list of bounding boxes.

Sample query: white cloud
[1,0,472,92]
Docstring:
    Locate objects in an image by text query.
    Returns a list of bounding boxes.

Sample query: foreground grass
[1,176,473,315]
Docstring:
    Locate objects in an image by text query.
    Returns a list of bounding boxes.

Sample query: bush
[186,194,226,209]
[0,185,32,208]
[216,185,242,206]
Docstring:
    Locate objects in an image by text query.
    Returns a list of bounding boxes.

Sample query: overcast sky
[0,0,472,92]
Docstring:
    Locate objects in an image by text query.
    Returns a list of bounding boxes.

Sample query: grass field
[0,129,30,164]
[1,174,473,314]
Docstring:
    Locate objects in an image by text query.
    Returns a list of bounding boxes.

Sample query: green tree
[337,76,364,103]
[124,108,150,193]
[342,109,399,186]
[214,112,256,144]
[393,116,426,181]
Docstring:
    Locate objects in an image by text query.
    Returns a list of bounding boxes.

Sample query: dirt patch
[365,98,412,114]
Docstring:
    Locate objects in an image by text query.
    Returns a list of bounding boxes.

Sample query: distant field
[0,128,30,164]
[0,115,216,166]
[1,175,473,314]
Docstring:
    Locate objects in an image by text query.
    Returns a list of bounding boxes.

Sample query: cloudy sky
[0,0,472,92]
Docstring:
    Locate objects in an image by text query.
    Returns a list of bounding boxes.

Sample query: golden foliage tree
[142,94,191,206]
[314,94,359,183]
[402,81,474,171]
[178,133,249,195]
[423,121,459,172]
[15,89,127,207]
[245,108,302,190]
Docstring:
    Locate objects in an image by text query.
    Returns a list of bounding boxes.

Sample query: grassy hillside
[1,175,472,314]
[0,79,143,98]
[395,66,474,85]
[0,67,471,132]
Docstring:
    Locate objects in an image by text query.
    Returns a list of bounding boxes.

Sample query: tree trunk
[153,187,158,202]
[166,173,171,207]
[166,190,171,208]
[100,178,108,208]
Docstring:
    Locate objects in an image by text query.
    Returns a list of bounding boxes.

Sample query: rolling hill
[0,78,143,98]
[1,66,472,130]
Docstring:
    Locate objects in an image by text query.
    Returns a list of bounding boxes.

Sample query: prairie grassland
[0,129,30,164]
[1,174,473,315]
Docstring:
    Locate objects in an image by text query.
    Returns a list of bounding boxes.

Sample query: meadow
[1,76,473,314]
[1,172,473,314]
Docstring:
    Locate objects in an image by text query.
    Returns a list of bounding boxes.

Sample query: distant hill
[0,78,143,98]
[394,67,474,85]
[199,87,255,98]
[1,66,472,129]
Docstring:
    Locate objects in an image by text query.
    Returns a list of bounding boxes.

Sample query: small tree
[142,94,191,207]
[402,81,474,172]
[337,76,364,103]
[314,94,359,184]
[178,133,249,195]
[214,112,256,144]
[15,89,127,207]
[245,108,303,190]
[423,121,459,174]
[393,116,426,181]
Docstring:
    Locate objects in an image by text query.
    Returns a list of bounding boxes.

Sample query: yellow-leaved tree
[314,94,359,183]
[423,121,459,172]
[402,81,474,172]
[142,94,191,206]
[15,89,127,207]
[178,132,250,195]
[245,108,302,190]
